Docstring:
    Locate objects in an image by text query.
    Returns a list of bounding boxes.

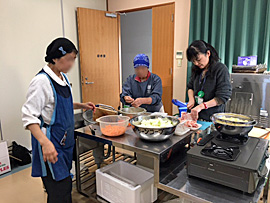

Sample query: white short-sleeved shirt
[22,65,70,128]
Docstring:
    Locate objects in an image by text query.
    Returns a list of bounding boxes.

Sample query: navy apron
[31,69,74,181]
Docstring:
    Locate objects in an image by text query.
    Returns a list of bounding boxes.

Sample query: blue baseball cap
[133,54,149,68]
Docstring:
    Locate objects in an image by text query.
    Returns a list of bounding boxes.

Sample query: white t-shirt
[22,65,70,128]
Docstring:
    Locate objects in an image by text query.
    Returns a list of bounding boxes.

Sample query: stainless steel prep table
[74,125,269,203]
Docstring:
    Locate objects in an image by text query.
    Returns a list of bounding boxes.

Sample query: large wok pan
[211,113,257,136]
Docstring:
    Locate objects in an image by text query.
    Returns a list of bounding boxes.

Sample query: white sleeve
[22,74,53,128]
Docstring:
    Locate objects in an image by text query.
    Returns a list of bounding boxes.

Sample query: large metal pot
[118,107,147,118]
[130,115,180,141]
[211,113,257,136]
[96,104,147,119]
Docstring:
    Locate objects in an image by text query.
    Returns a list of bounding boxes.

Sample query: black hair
[45,37,78,64]
[186,40,220,76]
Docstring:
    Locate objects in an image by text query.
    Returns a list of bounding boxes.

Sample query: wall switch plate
[177,60,182,67]
[176,51,183,59]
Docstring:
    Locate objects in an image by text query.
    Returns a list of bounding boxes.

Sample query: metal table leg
[112,146,115,162]
[263,171,270,201]
[75,137,89,197]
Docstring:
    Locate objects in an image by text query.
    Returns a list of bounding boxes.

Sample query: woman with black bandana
[22,38,95,202]
[186,40,232,121]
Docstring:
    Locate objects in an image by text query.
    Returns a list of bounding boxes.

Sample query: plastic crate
[96,160,157,203]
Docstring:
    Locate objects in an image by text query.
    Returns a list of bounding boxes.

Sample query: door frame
[114,2,175,13]
[116,2,175,114]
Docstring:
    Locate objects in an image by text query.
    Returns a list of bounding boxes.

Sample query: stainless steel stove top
[188,131,268,171]
[187,131,269,193]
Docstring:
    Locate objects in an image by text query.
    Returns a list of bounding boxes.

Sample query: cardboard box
[0,141,11,175]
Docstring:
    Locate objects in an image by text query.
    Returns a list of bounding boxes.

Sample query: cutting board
[248,127,270,138]
[93,107,117,121]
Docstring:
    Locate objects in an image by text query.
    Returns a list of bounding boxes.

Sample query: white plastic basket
[96,160,157,203]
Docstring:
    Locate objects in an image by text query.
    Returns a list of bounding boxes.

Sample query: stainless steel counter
[163,168,267,203]
[158,148,269,203]
[74,125,269,203]
[75,125,191,156]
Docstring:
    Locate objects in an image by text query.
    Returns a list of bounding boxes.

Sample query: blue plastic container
[172,99,187,117]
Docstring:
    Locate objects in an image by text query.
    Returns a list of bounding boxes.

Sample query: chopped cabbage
[138,118,175,128]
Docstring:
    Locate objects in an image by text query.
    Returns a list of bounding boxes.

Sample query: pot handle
[96,104,118,112]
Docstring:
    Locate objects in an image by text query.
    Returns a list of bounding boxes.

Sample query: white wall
[0,0,106,149]
[121,9,152,83]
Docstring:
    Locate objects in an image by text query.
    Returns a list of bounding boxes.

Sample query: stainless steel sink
[74,112,86,130]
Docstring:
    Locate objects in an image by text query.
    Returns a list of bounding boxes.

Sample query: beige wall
[108,0,191,115]
[0,0,189,149]
[0,0,106,149]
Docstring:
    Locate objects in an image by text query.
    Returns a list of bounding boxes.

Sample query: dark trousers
[42,163,72,203]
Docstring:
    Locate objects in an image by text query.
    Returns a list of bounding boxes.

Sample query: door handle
[170,67,173,75]
[85,82,94,85]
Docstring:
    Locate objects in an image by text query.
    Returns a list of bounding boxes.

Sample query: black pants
[42,163,72,203]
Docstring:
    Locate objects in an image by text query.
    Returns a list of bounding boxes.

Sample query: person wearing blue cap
[120,54,164,112]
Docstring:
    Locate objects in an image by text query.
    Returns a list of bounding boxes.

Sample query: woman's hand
[27,124,58,164]
[187,99,195,110]
[41,140,58,164]
[191,104,204,121]
[131,98,143,108]
[124,96,134,103]
[81,102,96,113]
[131,97,152,107]
[73,102,96,112]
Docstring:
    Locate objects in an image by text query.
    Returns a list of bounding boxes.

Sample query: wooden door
[77,8,120,109]
[152,4,175,115]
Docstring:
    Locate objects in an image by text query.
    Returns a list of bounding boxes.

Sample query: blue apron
[31,69,74,181]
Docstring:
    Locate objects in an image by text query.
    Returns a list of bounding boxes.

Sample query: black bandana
[45,38,77,64]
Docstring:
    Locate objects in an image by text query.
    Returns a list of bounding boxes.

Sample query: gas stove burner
[201,142,241,161]
[216,133,249,145]
[188,135,269,193]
